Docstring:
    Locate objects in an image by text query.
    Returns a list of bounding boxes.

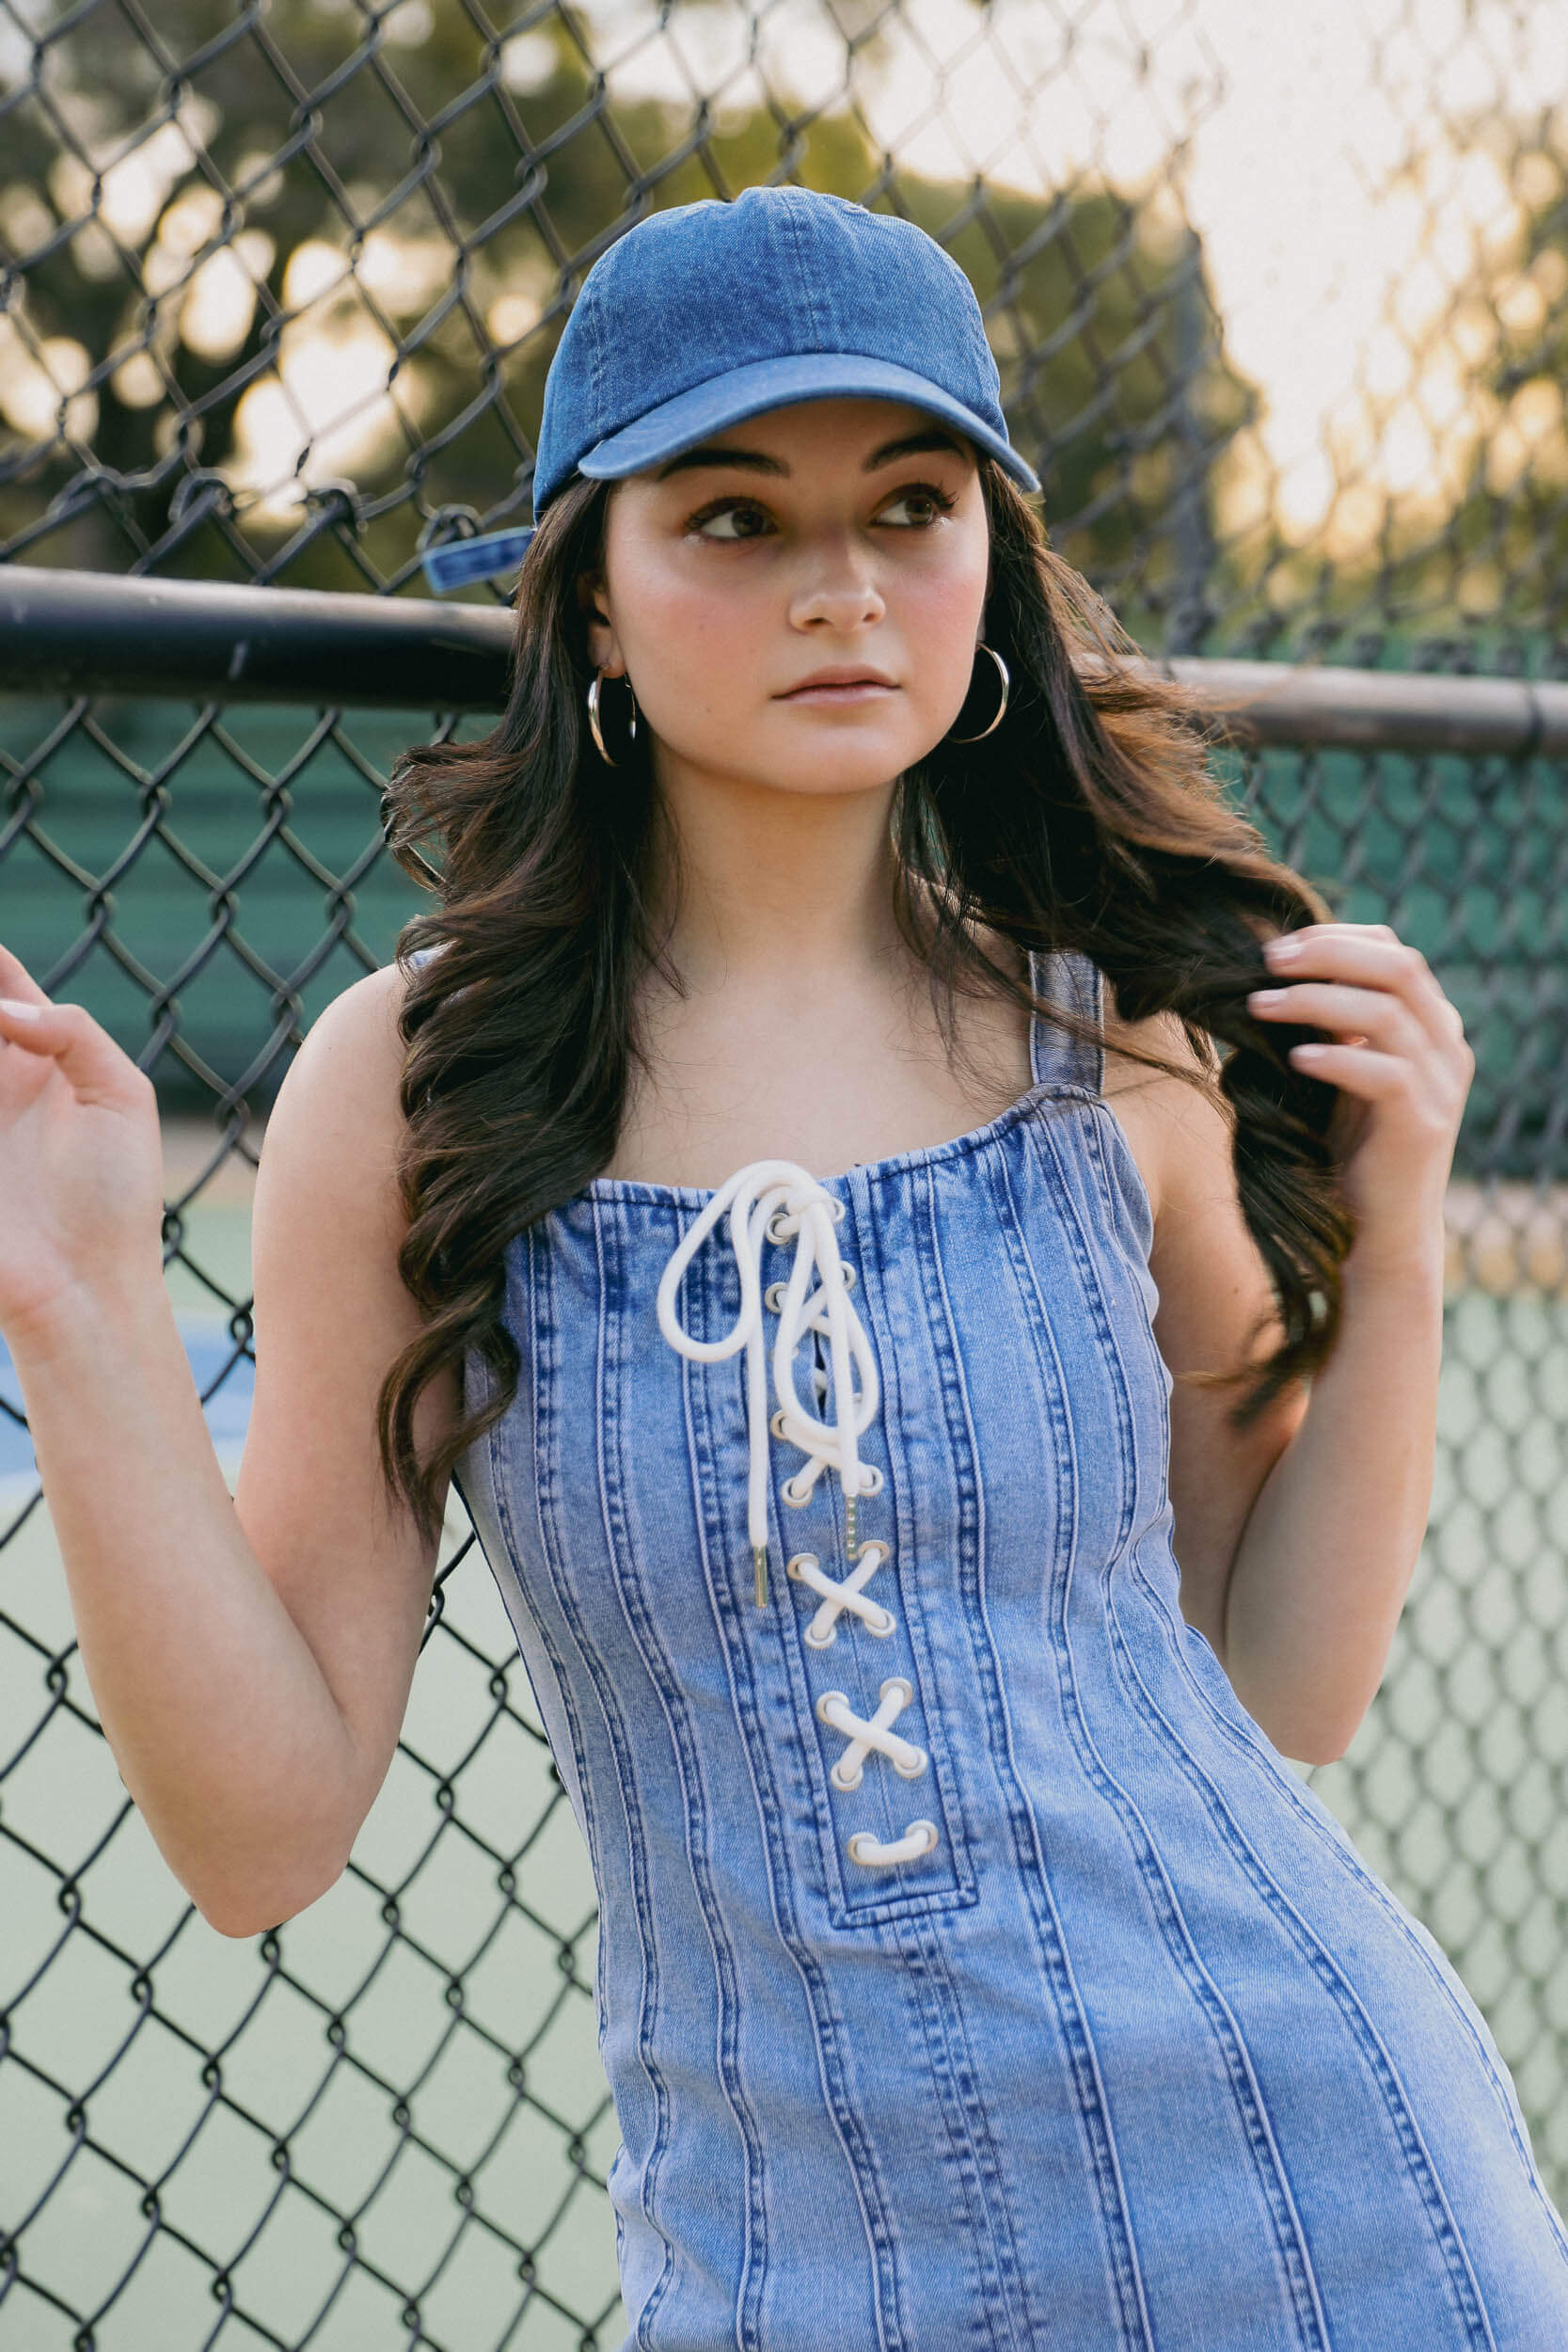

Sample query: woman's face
[578,396,991,803]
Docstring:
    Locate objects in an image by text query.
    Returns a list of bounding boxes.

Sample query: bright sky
[3,0,1564,573]
[578,0,1568,563]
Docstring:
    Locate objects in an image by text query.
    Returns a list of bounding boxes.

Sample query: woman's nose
[789,560,885,630]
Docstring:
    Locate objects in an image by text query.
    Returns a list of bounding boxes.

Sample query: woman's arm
[1221,1242,1443,1764]
[1104,1026,1320,1754]
[1225,921,1472,1760]
[0,957,458,1936]
[1119,922,1471,1766]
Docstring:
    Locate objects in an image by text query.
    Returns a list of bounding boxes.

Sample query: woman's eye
[880,485,956,526]
[687,483,956,541]
[691,501,770,541]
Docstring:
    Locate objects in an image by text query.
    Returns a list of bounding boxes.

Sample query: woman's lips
[781,681,895,701]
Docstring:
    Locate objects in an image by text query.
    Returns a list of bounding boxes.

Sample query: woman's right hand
[0,943,166,1350]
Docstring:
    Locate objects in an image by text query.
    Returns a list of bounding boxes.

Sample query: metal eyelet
[878,1675,914,1708]
[894,1746,929,1780]
[783,1474,811,1506]
[766,1211,795,1244]
[764,1280,787,1312]
[864,1607,896,1639]
[840,1264,855,1289]
[769,1407,789,1438]
[830,1756,863,1792]
[858,1465,884,1496]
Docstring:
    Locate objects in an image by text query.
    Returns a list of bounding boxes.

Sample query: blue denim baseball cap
[421,183,1040,593]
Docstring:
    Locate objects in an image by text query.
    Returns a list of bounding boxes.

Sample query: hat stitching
[779,193,824,352]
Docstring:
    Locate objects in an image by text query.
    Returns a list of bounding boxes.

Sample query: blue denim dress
[433,945,1568,2350]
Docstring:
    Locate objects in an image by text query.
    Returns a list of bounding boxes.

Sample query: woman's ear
[576,566,620,673]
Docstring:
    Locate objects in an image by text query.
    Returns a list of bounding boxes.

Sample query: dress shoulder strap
[1027,946,1104,1093]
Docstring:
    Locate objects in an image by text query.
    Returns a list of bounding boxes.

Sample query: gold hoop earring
[587,668,639,765]
[944,643,1010,742]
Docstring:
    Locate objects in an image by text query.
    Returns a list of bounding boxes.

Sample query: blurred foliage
[2,3,1564,662]
[2,0,1249,650]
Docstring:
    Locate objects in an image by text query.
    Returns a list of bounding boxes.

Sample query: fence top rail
[2,564,1565,756]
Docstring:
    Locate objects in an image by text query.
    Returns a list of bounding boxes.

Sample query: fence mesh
[1,0,1566,2344]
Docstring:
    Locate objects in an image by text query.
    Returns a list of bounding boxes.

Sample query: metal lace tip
[845,1491,859,1560]
[753,1546,768,1608]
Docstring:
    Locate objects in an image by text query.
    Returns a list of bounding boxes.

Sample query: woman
[3,185,1563,2347]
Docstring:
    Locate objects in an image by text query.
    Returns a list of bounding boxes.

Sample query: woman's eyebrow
[653,426,970,481]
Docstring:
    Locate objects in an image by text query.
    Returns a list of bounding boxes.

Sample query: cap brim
[421,526,537,594]
[578,351,1040,496]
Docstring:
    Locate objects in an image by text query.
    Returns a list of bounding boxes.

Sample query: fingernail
[1264,936,1301,961]
[0,997,40,1020]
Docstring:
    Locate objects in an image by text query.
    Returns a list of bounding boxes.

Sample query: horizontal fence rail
[5,565,1568,752]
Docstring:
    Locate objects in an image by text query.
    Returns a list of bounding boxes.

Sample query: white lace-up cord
[655,1160,882,1603]
[848,1820,940,1867]
[786,1541,895,1647]
[655,1157,941,1875]
[816,1679,927,1789]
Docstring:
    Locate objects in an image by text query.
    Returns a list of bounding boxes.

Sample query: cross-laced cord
[786,1542,895,1646]
[656,1157,941,1873]
[816,1678,928,1789]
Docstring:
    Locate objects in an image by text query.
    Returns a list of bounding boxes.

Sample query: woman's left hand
[1247,921,1475,1275]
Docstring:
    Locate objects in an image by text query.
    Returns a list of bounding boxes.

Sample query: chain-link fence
[2,0,1566,2344]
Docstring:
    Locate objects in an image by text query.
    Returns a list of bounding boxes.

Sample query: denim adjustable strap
[420,526,536,592]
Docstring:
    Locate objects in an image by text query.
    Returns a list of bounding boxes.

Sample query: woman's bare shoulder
[303,960,418,1118]
[257,959,426,1225]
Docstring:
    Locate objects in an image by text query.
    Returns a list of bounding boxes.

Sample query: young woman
[3,184,1564,2347]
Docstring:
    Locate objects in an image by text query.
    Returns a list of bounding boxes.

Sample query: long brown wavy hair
[377,454,1349,1551]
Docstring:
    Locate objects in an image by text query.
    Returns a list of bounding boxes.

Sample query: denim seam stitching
[596,1195,769,2347]
[860,1174,1034,2337]
[916,1911,1040,2350]
[486,1239,677,2321]
[986,1141,1158,2348]
[919,1138,1149,2344]
[1103,1565,1501,2350]
[893,1915,1033,2352]
[531,1216,679,2344]
[904,1164,1049,2352]
[893,1927,993,2331]
[1028,1111,1331,2344]
[780,199,823,344]
[1123,1541,1568,2261]
[505,1236,605,1931]
[1027,945,1045,1086]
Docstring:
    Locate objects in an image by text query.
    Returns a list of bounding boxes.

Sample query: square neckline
[574,946,1104,1211]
